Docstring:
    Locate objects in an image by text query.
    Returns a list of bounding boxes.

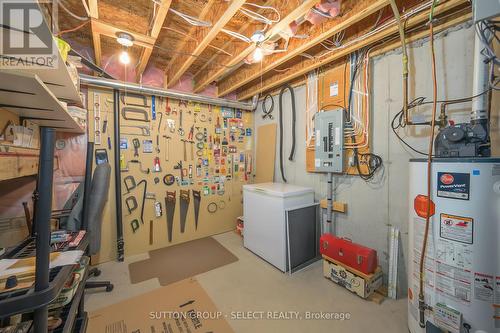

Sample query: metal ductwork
[79,74,258,111]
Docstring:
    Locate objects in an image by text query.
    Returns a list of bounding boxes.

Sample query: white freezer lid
[243,182,314,197]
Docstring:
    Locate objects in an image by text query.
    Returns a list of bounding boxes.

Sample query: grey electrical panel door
[314,109,344,173]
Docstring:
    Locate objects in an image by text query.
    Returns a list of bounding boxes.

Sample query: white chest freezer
[243,183,317,272]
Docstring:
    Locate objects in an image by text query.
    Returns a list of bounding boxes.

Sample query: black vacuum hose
[278,84,297,183]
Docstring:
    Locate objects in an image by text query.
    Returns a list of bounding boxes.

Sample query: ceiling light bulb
[251,30,266,43]
[253,47,264,62]
[119,50,130,65]
[116,32,134,47]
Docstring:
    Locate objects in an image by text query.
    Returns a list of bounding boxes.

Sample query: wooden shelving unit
[0,0,82,105]
[0,71,84,134]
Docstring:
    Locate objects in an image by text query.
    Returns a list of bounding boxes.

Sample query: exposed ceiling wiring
[162,27,233,56]
[315,0,435,60]
[57,0,88,21]
[239,3,280,25]
[320,30,345,50]
[56,19,90,36]
[153,44,240,69]
[169,8,212,27]
[221,28,252,43]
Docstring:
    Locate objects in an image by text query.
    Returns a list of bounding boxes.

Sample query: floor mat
[129,236,238,285]
[87,278,234,333]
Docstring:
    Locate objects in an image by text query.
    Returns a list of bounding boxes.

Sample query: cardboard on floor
[87,278,234,333]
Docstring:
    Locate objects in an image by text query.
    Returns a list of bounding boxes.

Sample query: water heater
[408,158,500,333]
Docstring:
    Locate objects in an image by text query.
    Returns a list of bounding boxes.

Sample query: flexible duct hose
[278,84,297,182]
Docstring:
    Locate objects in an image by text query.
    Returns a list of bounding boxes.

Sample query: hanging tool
[131,219,140,233]
[103,111,109,133]
[143,139,153,153]
[157,112,163,131]
[93,93,102,145]
[193,190,201,230]
[132,138,140,157]
[156,112,163,154]
[167,119,176,134]
[163,135,171,161]
[178,110,185,136]
[165,191,176,242]
[121,107,150,122]
[122,125,150,136]
[120,92,149,107]
[181,139,188,161]
[124,175,136,194]
[151,95,156,120]
[156,134,160,154]
[207,202,217,213]
[153,156,161,172]
[278,84,297,183]
[136,179,148,225]
[174,161,185,181]
[125,196,138,215]
[179,190,190,233]
[188,125,194,140]
[154,201,162,218]
[149,220,154,245]
[165,97,171,115]
[163,173,175,186]
[124,160,150,174]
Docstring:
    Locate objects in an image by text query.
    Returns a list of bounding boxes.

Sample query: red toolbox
[319,234,378,275]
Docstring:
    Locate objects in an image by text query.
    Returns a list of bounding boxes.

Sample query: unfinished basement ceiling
[54,0,471,98]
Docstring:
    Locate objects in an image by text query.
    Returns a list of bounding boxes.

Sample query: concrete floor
[86,232,408,333]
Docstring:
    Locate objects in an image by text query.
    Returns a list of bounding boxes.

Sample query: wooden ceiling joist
[88,0,100,67]
[91,19,156,49]
[166,0,247,88]
[136,0,173,80]
[217,0,390,97]
[234,0,469,101]
[193,0,321,94]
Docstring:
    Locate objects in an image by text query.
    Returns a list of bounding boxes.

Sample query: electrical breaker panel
[314,109,344,173]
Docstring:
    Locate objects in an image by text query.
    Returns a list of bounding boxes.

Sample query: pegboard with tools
[88,88,254,257]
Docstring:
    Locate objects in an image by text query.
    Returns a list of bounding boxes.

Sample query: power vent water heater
[408,158,500,333]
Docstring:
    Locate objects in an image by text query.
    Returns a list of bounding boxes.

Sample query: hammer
[163,135,171,161]
[181,139,188,162]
